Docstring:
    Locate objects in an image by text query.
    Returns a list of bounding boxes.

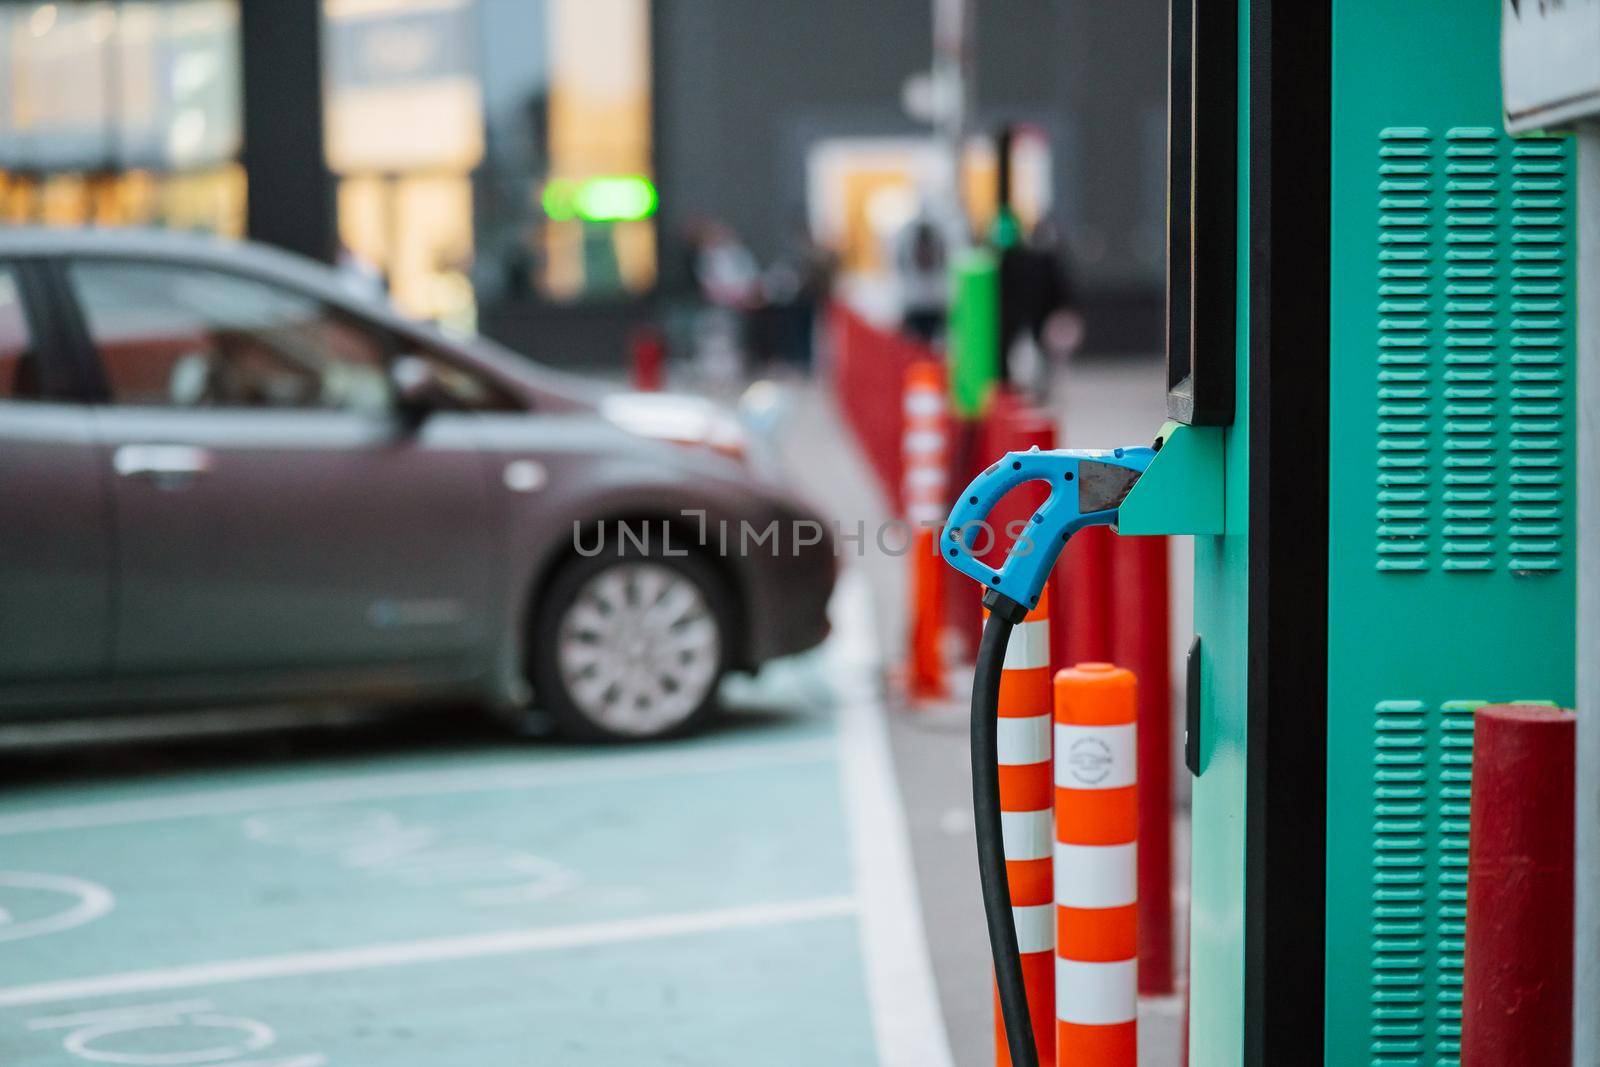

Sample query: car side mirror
[389,355,446,429]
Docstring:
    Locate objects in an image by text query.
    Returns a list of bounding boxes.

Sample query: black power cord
[973,589,1037,1067]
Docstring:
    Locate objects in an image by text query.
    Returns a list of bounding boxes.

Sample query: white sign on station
[1503,0,1600,132]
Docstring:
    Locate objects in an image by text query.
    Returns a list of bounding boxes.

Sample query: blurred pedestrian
[895,212,948,345]
[764,216,836,373]
[999,215,1082,399]
[690,219,761,309]
[686,219,760,385]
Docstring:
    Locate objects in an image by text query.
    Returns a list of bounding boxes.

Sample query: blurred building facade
[0,0,1165,365]
[0,2,244,234]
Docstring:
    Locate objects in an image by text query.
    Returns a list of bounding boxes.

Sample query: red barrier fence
[828,302,938,514]
[1462,703,1576,1067]
[828,302,983,661]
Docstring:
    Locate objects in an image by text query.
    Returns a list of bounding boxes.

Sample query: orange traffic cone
[904,361,948,702]
[991,586,1055,1065]
[1053,662,1139,1065]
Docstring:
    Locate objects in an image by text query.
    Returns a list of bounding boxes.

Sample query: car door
[65,255,496,681]
[0,259,113,687]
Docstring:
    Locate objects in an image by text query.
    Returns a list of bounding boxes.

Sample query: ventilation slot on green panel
[1376,128,1434,573]
[1442,129,1498,573]
[1508,139,1568,575]
[1370,697,1482,1067]
[1434,699,1479,1061]
[1371,698,1428,1062]
[1377,129,1574,579]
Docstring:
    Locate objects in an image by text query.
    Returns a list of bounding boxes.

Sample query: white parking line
[0,896,859,1009]
[830,570,955,1067]
[0,739,835,837]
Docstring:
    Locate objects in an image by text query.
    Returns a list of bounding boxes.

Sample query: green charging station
[950,248,1001,420]
[1124,2,1579,1062]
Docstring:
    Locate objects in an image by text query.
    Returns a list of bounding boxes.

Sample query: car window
[69,260,394,414]
[405,346,522,413]
[0,267,41,401]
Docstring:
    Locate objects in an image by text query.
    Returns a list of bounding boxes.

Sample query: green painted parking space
[0,633,910,1065]
[0,745,849,986]
[1,915,875,1066]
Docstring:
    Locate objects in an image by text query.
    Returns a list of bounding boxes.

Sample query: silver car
[0,229,834,741]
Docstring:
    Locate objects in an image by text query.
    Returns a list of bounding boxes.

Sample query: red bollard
[628,325,666,392]
[1057,525,1113,667]
[1462,703,1576,1067]
[1108,534,1173,995]
[1113,534,1177,991]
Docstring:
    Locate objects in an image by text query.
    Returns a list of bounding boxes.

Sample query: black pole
[1244,0,1331,1061]
[240,0,337,262]
[996,123,1015,215]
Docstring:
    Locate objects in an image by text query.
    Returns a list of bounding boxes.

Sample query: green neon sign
[541,175,657,223]
[541,179,579,221]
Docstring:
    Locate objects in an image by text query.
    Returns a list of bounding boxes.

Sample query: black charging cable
[973,588,1037,1067]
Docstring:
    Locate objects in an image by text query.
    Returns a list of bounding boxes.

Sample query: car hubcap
[556,562,721,736]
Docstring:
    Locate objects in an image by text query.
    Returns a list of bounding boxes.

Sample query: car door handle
[112,444,214,481]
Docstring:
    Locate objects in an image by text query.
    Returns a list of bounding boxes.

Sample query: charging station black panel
[1166,0,1238,427]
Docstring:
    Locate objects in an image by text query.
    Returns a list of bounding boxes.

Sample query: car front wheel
[530,549,731,741]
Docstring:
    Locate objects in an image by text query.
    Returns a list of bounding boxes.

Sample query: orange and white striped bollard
[1054,662,1138,1064]
[992,585,1055,1065]
[903,361,948,701]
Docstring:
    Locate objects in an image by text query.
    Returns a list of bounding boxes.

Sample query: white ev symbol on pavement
[29,1000,327,1066]
[0,871,115,942]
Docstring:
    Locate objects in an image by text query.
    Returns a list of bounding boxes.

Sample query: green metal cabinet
[1150,2,1578,1063]
[1325,2,1577,1064]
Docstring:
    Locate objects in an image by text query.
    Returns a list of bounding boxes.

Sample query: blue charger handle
[943,445,1157,612]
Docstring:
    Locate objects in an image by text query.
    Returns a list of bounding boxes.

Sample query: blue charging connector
[943,441,1155,1067]
[944,444,1157,615]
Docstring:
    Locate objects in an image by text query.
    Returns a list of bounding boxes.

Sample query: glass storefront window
[324,0,654,324]
[0,0,244,235]
[324,0,481,330]
[531,0,655,301]
[805,134,1055,280]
